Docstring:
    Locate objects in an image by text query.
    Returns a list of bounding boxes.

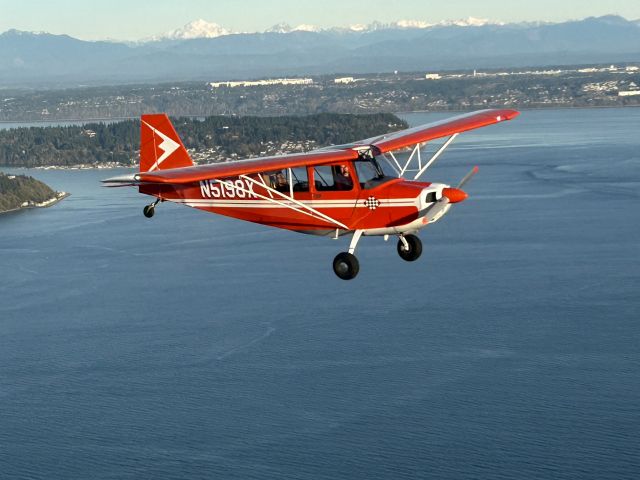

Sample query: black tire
[143,205,155,218]
[397,234,422,262]
[333,252,360,280]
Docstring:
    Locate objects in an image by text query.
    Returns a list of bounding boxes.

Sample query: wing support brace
[385,133,459,180]
[413,133,459,180]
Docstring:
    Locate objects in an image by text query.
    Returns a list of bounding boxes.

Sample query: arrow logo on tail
[143,120,180,172]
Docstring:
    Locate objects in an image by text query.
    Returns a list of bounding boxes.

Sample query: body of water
[1,108,639,479]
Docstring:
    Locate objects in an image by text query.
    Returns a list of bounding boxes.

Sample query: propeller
[457,165,479,189]
[419,166,478,223]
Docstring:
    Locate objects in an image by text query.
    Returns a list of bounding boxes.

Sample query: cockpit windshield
[354,156,397,189]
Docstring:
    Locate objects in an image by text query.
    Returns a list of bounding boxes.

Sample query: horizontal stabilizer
[101,173,140,187]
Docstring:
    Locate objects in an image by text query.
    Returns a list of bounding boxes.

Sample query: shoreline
[1,105,638,172]
[1,164,135,171]
[394,104,640,115]
[0,192,70,216]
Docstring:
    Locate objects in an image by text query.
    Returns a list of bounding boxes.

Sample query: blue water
[1,108,639,479]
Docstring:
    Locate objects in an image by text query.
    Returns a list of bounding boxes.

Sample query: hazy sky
[1,0,639,40]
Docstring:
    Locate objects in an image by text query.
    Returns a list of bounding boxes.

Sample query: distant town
[1,63,639,123]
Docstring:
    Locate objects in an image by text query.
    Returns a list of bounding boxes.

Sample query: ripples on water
[1,108,639,479]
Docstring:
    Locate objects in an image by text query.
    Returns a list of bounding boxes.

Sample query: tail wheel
[397,234,422,262]
[143,205,155,218]
[333,252,360,280]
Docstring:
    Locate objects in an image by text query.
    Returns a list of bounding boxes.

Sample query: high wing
[355,109,520,153]
[104,109,518,186]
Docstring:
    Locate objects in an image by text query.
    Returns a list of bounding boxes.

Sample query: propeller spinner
[420,166,478,223]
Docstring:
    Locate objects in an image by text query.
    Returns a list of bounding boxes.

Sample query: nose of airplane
[441,187,468,203]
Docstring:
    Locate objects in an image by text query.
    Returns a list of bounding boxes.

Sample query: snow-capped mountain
[153,19,231,41]
[348,17,498,30]
[265,23,321,34]
[149,18,503,40]
[439,17,498,27]
[393,20,433,29]
[340,18,502,32]
[342,20,431,32]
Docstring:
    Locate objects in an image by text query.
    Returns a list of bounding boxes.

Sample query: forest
[0,113,407,168]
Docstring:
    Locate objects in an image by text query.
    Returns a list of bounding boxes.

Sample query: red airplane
[104,109,519,279]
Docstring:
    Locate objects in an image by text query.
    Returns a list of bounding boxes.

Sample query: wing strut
[384,152,403,175]
[413,133,459,180]
[399,144,421,177]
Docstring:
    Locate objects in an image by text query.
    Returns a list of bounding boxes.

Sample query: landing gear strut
[143,198,161,218]
[397,234,422,262]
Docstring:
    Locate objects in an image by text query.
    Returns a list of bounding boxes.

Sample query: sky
[1,0,639,41]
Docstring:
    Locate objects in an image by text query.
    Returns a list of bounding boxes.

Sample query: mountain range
[147,17,501,40]
[1,15,639,88]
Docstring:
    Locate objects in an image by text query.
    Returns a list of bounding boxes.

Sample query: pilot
[334,164,353,190]
[273,171,289,192]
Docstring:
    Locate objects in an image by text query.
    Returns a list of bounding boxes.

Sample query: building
[334,77,356,84]
[210,78,313,88]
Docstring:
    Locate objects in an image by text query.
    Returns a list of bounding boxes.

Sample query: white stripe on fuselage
[171,198,418,209]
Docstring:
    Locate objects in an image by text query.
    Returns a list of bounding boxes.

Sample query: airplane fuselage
[140,173,450,236]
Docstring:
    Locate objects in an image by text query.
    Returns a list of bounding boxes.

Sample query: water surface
[1,108,639,479]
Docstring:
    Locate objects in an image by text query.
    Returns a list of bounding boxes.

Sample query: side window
[265,170,289,193]
[355,160,379,186]
[290,166,309,192]
[313,164,354,191]
[263,168,309,194]
[354,158,395,189]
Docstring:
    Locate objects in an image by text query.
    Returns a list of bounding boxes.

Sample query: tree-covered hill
[0,172,57,212]
[0,113,407,168]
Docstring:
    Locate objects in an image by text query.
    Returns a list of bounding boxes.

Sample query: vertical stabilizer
[139,114,193,173]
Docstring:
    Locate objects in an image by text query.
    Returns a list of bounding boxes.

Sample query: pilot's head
[275,171,287,185]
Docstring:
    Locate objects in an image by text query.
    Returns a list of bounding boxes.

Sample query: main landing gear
[332,231,424,280]
[333,252,359,281]
[143,198,161,218]
[333,230,363,280]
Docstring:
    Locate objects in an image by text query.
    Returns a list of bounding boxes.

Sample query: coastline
[1,105,637,172]
[0,192,70,216]
[394,104,640,115]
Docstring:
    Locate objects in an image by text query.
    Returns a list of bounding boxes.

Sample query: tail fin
[140,114,194,173]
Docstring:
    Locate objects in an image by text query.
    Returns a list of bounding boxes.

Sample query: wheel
[397,234,422,262]
[143,205,155,218]
[333,252,360,280]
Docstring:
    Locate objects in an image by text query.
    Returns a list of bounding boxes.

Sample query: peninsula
[0,172,68,214]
